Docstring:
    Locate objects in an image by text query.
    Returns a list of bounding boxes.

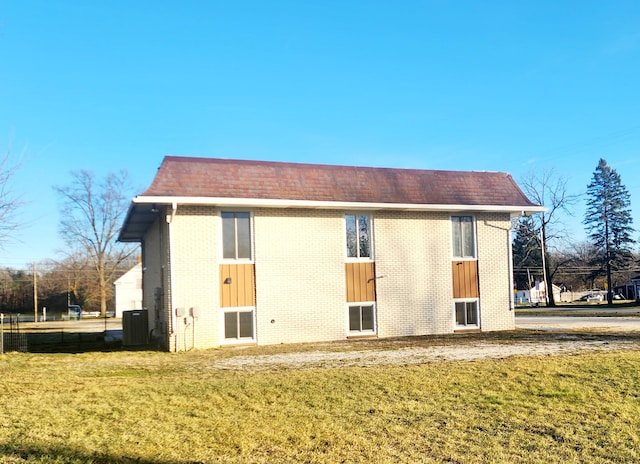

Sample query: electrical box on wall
[176,307,185,317]
[191,306,201,318]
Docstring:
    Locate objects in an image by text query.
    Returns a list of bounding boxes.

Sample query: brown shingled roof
[119,156,542,242]
[141,156,538,207]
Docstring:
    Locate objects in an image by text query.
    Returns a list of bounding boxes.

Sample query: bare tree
[0,150,24,248]
[39,254,93,309]
[55,170,138,316]
[519,168,578,306]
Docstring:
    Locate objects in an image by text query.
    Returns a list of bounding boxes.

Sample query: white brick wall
[150,207,516,350]
[375,211,453,337]
[254,209,346,345]
[476,213,516,331]
[167,206,219,350]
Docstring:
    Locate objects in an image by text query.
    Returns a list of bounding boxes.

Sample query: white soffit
[132,195,546,214]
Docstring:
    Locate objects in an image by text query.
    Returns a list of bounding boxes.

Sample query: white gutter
[508,219,517,311]
[167,202,178,352]
[133,195,546,215]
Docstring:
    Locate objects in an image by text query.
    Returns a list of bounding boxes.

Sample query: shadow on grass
[0,441,202,464]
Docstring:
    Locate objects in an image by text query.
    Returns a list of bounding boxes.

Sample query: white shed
[113,263,143,318]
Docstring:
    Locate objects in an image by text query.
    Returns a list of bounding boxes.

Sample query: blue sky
[1,1,640,268]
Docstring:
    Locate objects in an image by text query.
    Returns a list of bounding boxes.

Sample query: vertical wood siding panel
[241,265,249,306]
[245,264,256,306]
[220,264,256,307]
[346,262,376,303]
[355,263,363,301]
[452,262,461,298]
[364,263,376,301]
[470,261,479,298]
[363,263,371,301]
[463,262,472,296]
[229,265,240,306]
[452,261,479,298]
[346,262,355,302]
[467,261,478,298]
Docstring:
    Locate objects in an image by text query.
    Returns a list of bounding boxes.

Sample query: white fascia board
[132,195,546,215]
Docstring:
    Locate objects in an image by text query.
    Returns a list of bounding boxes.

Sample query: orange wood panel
[243,264,255,305]
[220,264,255,307]
[345,262,376,302]
[452,260,479,298]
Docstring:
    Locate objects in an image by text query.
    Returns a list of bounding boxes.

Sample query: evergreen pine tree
[512,216,542,290]
[583,158,635,304]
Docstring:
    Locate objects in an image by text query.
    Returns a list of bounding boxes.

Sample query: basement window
[348,304,376,334]
[223,308,255,343]
[454,300,479,328]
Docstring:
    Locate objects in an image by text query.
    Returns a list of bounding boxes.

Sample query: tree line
[0,255,139,316]
[0,154,138,316]
[513,158,637,306]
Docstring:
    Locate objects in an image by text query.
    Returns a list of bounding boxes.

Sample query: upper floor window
[346,214,372,259]
[452,216,475,258]
[222,212,252,260]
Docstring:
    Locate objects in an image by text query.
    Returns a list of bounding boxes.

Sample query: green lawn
[1,339,639,463]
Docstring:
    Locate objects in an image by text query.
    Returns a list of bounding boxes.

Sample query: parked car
[68,305,83,319]
[578,293,604,302]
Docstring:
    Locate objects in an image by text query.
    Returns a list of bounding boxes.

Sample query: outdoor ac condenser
[122,310,149,347]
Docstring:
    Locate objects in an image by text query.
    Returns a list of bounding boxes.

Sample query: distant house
[515,282,565,305]
[615,276,640,300]
[113,263,143,318]
[118,156,543,352]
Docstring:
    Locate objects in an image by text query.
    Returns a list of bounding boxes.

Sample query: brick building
[118,156,543,351]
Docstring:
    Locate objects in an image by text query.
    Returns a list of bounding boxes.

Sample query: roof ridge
[159,155,512,176]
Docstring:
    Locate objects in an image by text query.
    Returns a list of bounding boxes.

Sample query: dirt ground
[213,333,640,371]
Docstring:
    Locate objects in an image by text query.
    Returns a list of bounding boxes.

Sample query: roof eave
[118,195,545,243]
[133,195,546,213]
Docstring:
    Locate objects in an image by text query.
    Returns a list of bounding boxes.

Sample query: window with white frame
[222,211,252,260]
[348,304,376,333]
[455,300,479,327]
[451,216,475,258]
[346,214,372,259]
[223,308,255,341]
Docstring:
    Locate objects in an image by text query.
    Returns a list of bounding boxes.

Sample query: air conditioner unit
[122,310,149,346]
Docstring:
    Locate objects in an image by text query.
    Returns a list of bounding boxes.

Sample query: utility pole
[540,229,549,306]
[33,263,38,323]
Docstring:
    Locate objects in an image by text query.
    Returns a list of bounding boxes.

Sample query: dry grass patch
[1,338,639,463]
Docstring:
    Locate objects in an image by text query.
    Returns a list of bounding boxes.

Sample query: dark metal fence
[1,316,126,353]
[0,313,29,353]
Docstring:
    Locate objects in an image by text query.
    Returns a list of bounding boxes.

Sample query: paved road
[516,315,640,331]
[26,318,123,332]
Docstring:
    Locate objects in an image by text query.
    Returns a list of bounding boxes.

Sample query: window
[455,301,478,327]
[452,216,475,258]
[348,304,375,333]
[223,309,255,341]
[346,214,372,258]
[222,212,252,260]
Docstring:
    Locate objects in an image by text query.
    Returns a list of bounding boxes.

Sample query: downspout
[167,202,178,352]
[508,217,518,311]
